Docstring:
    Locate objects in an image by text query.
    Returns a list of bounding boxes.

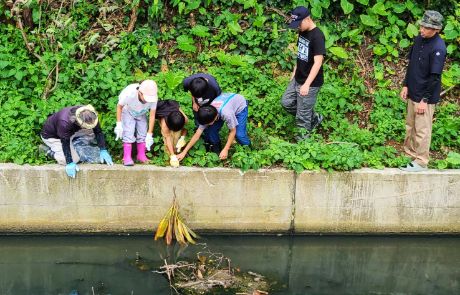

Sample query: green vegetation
[0,0,459,171]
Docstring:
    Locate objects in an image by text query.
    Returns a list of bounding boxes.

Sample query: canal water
[0,235,458,294]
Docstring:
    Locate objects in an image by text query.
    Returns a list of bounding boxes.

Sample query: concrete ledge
[0,164,459,233]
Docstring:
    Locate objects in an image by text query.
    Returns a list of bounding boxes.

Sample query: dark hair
[197,106,218,125]
[166,111,186,132]
[79,110,97,125]
[189,77,208,98]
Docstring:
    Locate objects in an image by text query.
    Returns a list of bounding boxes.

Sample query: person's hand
[177,152,186,161]
[114,122,123,140]
[299,84,309,96]
[170,155,180,168]
[219,148,229,160]
[400,86,408,101]
[145,133,154,151]
[192,101,199,112]
[99,149,113,165]
[416,101,427,114]
[65,162,79,178]
[175,136,187,153]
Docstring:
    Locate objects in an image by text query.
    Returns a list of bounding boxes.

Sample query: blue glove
[65,162,79,178]
[100,149,113,165]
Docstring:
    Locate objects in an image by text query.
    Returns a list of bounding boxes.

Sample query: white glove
[114,122,123,141]
[170,155,180,168]
[175,136,186,153]
[145,133,154,151]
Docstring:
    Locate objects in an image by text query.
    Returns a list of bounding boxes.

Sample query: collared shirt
[405,34,446,104]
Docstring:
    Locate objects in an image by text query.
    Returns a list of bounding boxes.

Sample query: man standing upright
[281,6,326,141]
[400,10,446,172]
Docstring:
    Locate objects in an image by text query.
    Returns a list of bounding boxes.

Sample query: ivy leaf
[310,5,322,18]
[360,14,379,27]
[163,71,186,90]
[227,21,242,35]
[356,0,369,5]
[392,3,406,14]
[329,46,348,59]
[340,0,354,15]
[176,35,196,52]
[252,16,266,28]
[191,25,210,37]
[443,22,459,40]
[406,23,418,38]
[373,45,387,56]
[371,2,388,16]
[399,39,410,48]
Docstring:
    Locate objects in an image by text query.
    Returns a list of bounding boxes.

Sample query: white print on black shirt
[298,36,309,61]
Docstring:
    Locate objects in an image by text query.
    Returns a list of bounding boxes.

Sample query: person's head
[166,111,186,132]
[197,105,218,126]
[137,80,158,104]
[189,77,208,98]
[75,105,98,129]
[288,6,314,32]
[419,10,443,38]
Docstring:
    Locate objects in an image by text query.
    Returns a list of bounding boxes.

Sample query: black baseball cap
[288,6,311,29]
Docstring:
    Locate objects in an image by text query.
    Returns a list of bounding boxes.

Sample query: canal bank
[0,164,459,234]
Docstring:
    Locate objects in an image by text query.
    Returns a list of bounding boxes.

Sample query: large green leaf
[163,71,186,90]
[399,39,410,48]
[340,0,354,15]
[176,35,196,52]
[360,14,379,27]
[443,22,459,40]
[191,25,210,38]
[356,0,369,5]
[371,2,388,16]
[329,46,349,59]
[406,23,418,38]
[227,21,242,35]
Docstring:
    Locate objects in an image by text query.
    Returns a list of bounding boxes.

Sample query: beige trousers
[403,100,435,167]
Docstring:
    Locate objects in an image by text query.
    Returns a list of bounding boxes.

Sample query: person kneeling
[155,99,189,167]
[177,93,250,161]
[40,105,113,178]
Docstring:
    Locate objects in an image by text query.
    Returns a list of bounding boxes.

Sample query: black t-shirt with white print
[294,27,326,87]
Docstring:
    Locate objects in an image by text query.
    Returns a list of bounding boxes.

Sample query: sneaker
[38,144,54,159]
[311,113,323,130]
[400,161,428,172]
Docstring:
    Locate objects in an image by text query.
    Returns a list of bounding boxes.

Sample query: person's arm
[177,128,204,160]
[291,65,297,80]
[116,104,123,122]
[93,122,107,150]
[179,108,189,137]
[220,128,236,160]
[147,108,156,134]
[160,119,176,155]
[299,55,323,96]
[60,138,73,164]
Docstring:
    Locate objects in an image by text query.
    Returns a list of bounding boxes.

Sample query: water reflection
[0,236,458,294]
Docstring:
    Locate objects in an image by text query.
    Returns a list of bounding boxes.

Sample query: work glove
[65,162,79,178]
[175,136,186,153]
[146,133,154,151]
[99,149,113,165]
[114,122,123,141]
[170,154,180,168]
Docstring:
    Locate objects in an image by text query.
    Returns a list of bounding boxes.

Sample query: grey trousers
[122,108,148,143]
[281,79,320,131]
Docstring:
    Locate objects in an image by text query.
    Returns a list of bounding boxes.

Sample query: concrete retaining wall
[0,164,459,233]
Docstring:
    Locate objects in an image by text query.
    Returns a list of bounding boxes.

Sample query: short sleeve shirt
[198,93,247,130]
[183,73,222,106]
[118,83,157,117]
[406,34,446,103]
[294,27,326,86]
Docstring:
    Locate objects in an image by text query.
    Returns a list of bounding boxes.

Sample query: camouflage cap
[419,10,443,30]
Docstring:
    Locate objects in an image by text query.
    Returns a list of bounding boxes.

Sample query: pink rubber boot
[136,142,149,163]
[123,143,134,166]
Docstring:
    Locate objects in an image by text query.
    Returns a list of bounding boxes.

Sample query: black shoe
[38,144,54,159]
[311,113,323,130]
